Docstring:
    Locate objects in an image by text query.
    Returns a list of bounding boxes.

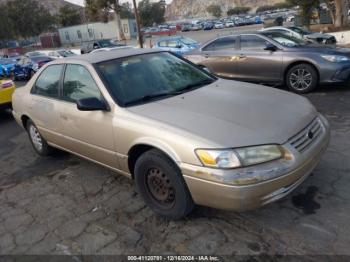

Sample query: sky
[66,0,172,6]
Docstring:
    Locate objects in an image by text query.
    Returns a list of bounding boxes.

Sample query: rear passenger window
[32,65,63,98]
[240,35,268,50]
[63,64,102,102]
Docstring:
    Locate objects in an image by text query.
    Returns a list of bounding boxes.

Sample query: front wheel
[286,64,318,94]
[26,119,53,156]
[134,149,194,220]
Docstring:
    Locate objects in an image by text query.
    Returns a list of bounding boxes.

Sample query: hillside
[0,0,82,14]
[166,0,285,20]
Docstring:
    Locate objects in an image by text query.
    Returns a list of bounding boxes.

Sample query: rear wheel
[134,149,194,220]
[26,119,53,156]
[286,64,318,94]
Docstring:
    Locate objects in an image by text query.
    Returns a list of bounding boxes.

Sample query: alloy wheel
[289,68,313,91]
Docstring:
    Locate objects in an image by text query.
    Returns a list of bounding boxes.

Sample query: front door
[199,36,241,79]
[237,35,283,83]
[56,64,118,169]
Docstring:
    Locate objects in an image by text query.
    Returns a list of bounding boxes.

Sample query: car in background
[153,36,200,56]
[25,51,45,57]
[12,49,330,219]
[261,26,337,44]
[0,77,15,110]
[203,21,214,30]
[214,22,225,29]
[0,58,16,78]
[190,23,202,31]
[11,55,53,80]
[225,20,235,28]
[81,40,124,54]
[90,46,134,54]
[185,31,350,93]
[181,24,192,32]
[48,50,77,59]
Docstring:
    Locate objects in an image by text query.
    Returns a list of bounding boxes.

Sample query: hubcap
[29,125,43,151]
[146,167,175,207]
[290,69,312,91]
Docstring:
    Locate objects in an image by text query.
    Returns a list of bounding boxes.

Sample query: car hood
[128,79,317,148]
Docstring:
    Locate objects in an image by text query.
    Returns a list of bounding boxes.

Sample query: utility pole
[132,0,143,48]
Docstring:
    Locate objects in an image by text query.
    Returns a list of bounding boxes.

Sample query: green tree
[120,2,134,19]
[139,0,165,27]
[0,3,14,44]
[287,0,319,27]
[206,5,222,18]
[6,0,55,39]
[85,0,126,40]
[227,7,251,16]
[57,5,82,27]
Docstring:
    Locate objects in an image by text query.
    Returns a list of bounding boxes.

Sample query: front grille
[288,117,324,153]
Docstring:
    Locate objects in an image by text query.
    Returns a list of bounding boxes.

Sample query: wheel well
[284,61,319,84]
[128,144,155,178]
[21,115,30,130]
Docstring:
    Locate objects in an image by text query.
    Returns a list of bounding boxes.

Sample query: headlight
[195,145,283,169]
[321,55,350,63]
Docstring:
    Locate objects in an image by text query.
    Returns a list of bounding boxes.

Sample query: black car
[81,40,124,54]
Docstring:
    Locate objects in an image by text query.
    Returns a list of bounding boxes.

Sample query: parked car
[153,36,200,56]
[225,20,235,28]
[11,55,53,80]
[12,49,330,219]
[25,51,45,57]
[48,50,77,59]
[190,24,202,31]
[203,21,214,30]
[81,40,123,54]
[0,58,16,78]
[185,31,350,93]
[214,22,225,29]
[90,46,134,54]
[0,77,15,110]
[261,26,337,45]
[181,24,192,32]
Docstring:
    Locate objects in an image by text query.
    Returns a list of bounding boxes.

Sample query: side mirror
[77,97,109,111]
[264,43,277,52]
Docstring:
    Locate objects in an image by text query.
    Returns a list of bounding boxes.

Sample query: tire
[286,64,318,94]
[26,119,53,156]
[134,149,194,220]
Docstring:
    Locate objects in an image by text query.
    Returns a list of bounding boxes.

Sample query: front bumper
[320,63,350,84]
[180,115,330,211]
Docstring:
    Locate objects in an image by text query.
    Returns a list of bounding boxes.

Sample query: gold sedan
[12,49,330,219]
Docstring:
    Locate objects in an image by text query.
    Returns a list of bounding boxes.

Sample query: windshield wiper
[172,79,215,95]
[124,92,175,106]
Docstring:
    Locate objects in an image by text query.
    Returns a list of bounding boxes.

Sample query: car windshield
[262,32,306,47]
[98,40,117,48]
[27,52,44,57]
[58,50,75,57]
[289,27,312,35]
[180,37,197,45]
[31,56,51,62]
[95,52,215,107]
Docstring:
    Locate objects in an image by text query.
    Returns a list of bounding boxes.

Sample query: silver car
[186,31,350,93]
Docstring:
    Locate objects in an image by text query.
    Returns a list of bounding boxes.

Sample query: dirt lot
[0,81,350,258]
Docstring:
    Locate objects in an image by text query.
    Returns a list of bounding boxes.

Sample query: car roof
[66,48,162,64]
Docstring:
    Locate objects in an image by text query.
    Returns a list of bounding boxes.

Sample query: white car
[225,21,235,28]
[90,46,134,54]
[261,26,337,44]
[48,50,76,59]
[214,22,225,29]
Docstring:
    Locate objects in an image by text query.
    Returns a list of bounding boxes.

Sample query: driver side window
[62,64,103,103]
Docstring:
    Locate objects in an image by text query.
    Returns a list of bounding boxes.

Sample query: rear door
[55,63,118,169]
[199,36,241,78]
[237,34,283,83]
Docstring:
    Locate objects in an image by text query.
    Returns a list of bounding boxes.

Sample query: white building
[58,19,137,46]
